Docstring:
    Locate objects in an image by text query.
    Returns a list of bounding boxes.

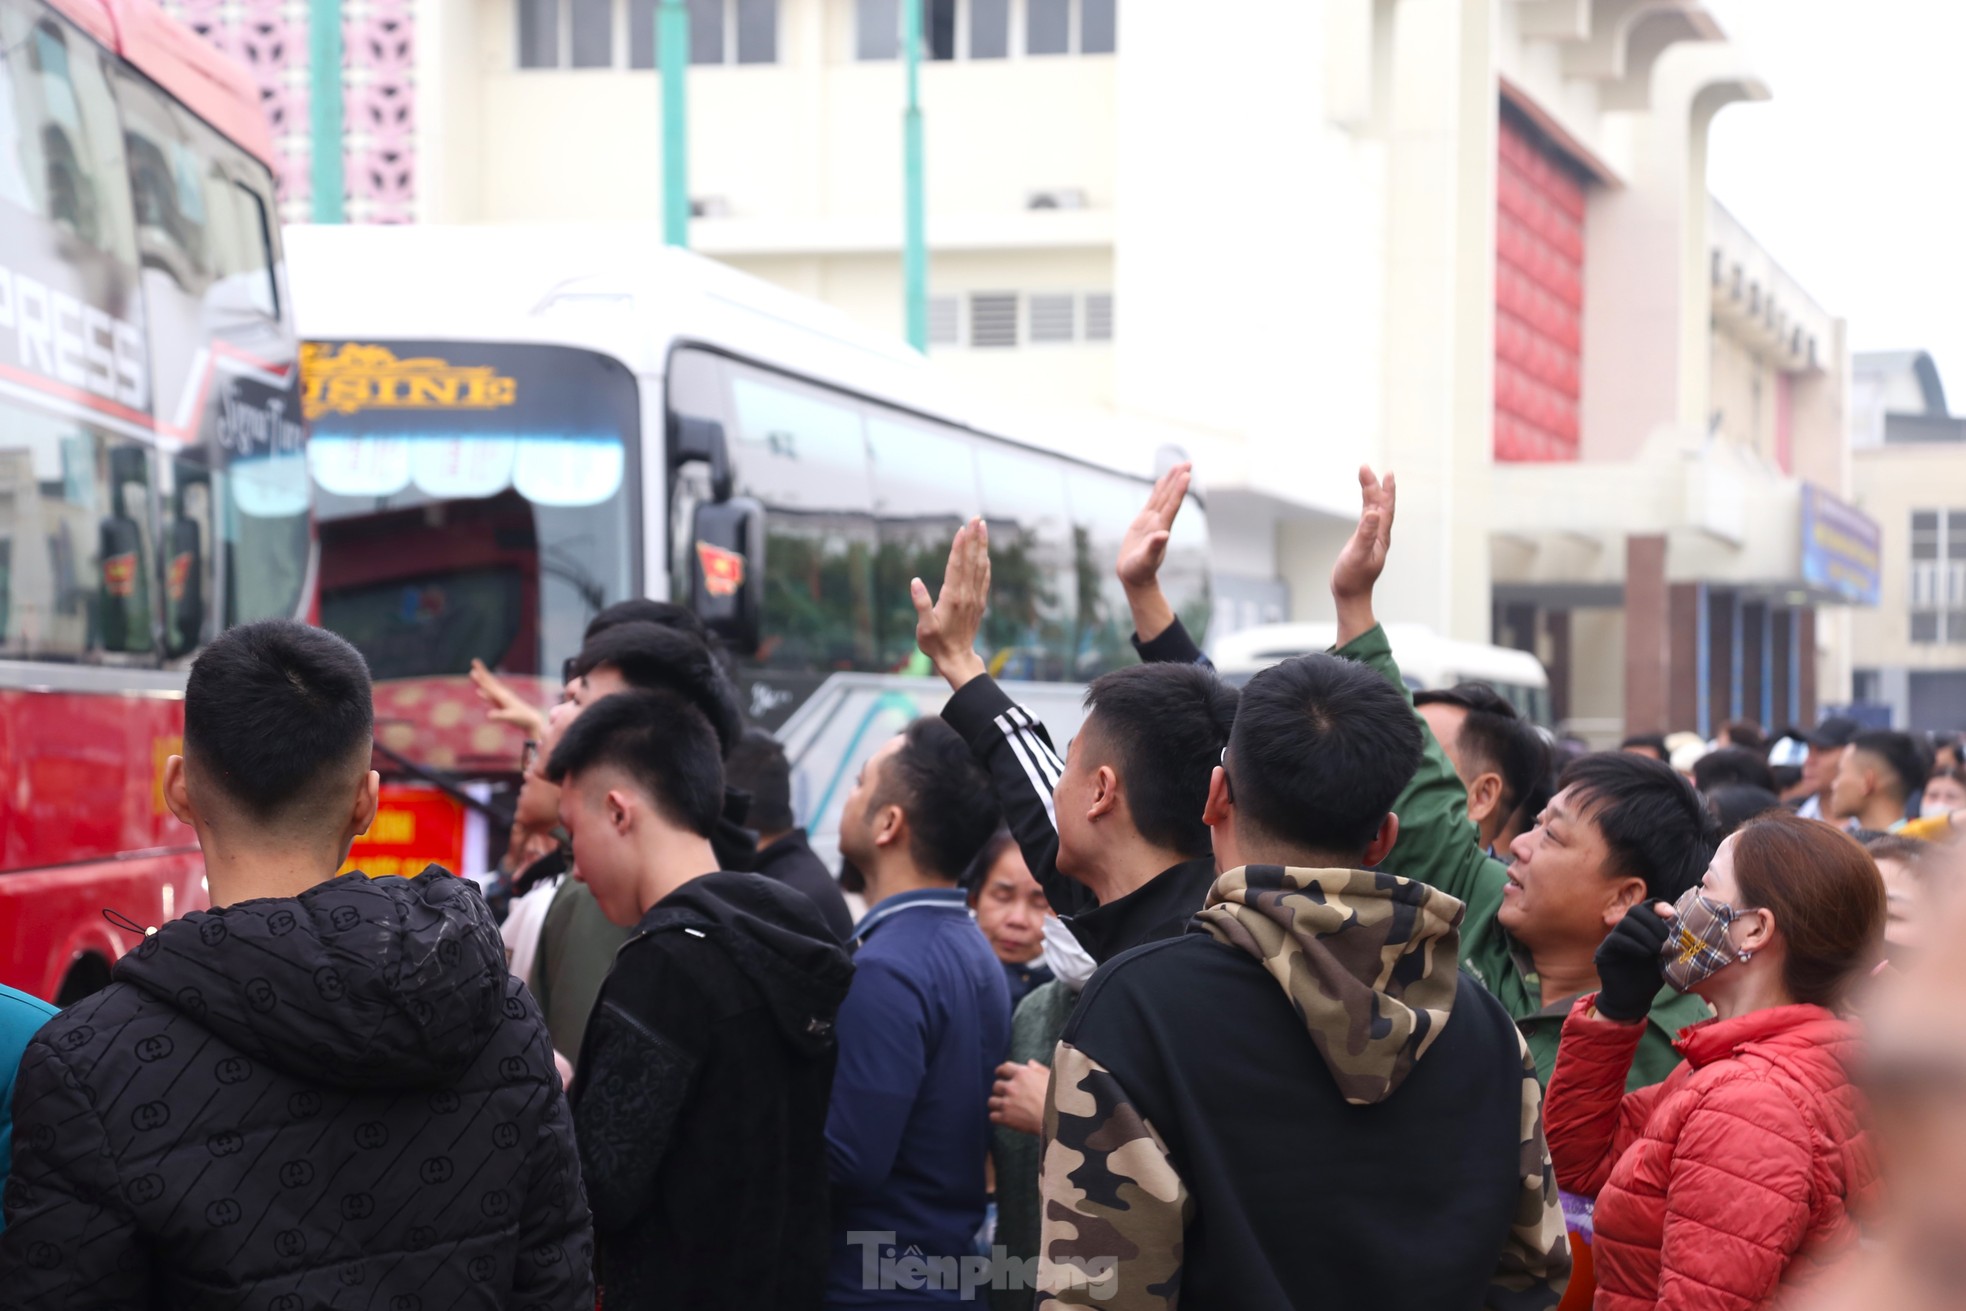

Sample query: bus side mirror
[690,496,762,656]
[670,414,733,503]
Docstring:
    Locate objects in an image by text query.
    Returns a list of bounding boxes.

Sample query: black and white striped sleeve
[942,674,1095,919]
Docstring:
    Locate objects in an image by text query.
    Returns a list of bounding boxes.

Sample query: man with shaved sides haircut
[918,502,1237,968]
[0,621,591,1307]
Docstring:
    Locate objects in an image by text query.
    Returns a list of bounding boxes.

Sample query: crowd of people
[0,460,1957,1310]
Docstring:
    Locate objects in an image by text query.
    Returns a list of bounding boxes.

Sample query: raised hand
[469,658,549,740]
[912,517,991,690]
[1117,462,1191,643]
[1117,462,1191,590]
[1330,465,1397,646]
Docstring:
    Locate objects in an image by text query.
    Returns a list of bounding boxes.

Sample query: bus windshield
[305,340,638,689]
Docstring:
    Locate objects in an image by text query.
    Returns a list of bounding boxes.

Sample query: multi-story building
[1850,351,1966,733]
[177,0,1874,733]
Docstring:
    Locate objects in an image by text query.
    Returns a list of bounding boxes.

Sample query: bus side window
[1,1,139,268]
[0,406,162,663]
[1162,488,1213,645]
[724,363,877,672]
[1064,469,1145,678]
[866,415,979,672]
[975,446,1073,682]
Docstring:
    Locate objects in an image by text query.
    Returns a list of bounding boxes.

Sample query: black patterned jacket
[0,868,592,1310]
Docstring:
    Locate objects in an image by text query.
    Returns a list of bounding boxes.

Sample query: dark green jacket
[1335,625,1708,1089]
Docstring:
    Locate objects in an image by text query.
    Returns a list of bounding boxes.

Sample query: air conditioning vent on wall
[970,293,1019,348]
[1026,188,1088,210]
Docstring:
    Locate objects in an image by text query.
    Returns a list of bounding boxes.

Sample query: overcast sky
[1702,0,1966,406]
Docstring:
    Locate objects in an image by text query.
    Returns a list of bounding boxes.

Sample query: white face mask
[1040,916,1098,993]
[1922,799,1956,820]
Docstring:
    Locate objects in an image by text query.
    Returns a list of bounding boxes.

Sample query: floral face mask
[1660,885,1755,993]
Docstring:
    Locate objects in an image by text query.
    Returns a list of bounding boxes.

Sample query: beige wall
[1852,443,1966,673]
[445,0,1117,228]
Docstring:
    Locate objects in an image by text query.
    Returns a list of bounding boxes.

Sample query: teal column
[660,0,690,246]
[310,0,345,223]
[901,0,927,350]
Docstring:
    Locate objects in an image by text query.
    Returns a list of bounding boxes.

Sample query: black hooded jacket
[0,869,593,1310]
[572,870,854,1309]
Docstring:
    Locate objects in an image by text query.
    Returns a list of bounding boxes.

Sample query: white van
[1209,623,1552,726]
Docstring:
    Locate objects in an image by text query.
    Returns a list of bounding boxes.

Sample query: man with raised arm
[1034,629,1568,1309]
[1121,468,1716,1089]
[914,514,1237,967]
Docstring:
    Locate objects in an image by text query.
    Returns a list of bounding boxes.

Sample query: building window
[858,0,1109,62]
[522,0,777,69]
[570,0,612,67]
[1028,293,1076,343]
[519,0,559,66]
[1028,0,1113,54]
[1911,509,1966,644]
[1084,291,1113,341]
[927,296,962,346]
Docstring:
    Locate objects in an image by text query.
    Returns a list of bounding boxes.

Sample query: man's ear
[873,802,905,851]
[349,769,381,843]
[606,787,637,835]
[1466,771,1504,825]
[1203,766,1232,829]
[1361,813,1400,867]
[1602,875,1648,929]
[163,755,195,828]
[1085,764,1121,822]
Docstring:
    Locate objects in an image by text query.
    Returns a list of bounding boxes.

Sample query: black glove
[1593,903,1673,1023]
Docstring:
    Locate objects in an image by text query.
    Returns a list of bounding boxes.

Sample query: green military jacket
[1336,625,1710,1090]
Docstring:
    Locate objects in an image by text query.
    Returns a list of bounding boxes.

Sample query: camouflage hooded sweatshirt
[1036,866,1570,1311]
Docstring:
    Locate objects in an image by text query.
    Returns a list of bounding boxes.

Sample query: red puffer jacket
[1545,998,1878,1311]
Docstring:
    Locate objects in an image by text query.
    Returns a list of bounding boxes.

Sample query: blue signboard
[1801,484,1882,606]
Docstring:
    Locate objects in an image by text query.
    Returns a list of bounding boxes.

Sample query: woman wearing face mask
[1543,812,1885,1311]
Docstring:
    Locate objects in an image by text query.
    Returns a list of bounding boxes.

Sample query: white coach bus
[284,226,1210,870]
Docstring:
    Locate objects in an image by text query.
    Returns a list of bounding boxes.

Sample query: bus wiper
[369,736,514,828]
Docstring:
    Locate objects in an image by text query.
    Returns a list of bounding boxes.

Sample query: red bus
[0,0,302,1002]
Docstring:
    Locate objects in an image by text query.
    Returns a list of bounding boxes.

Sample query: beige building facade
[1849,351,1966,733]
[402,0,1867,732]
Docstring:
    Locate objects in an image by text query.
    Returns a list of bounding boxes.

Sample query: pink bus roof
[46,0,276,166]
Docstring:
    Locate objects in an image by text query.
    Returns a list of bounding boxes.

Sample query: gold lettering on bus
[300,343,519,420]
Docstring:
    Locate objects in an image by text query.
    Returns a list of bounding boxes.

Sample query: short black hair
[1414,682,1519,719]
[184,620,373,823]
[570,621,744,756]
[871,718,1003,883]
[1558,752,1719,904]
[1705,784,1782,837]
[726,727,794,836]
[1850,730,1930,805]
[566,600,719,684]
[546,689,725,839]
[1226,654,1423,856]
[1081,663,1239,858]
[1416,682,1549,825]
[1693,747,1777,796]
[1620,733,1669,757]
